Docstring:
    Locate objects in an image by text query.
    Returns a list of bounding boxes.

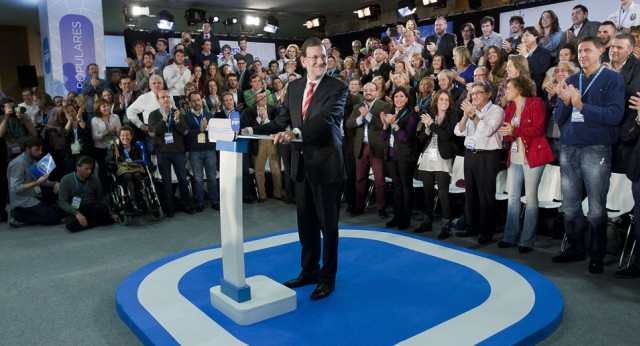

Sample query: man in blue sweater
[552,36,625,274]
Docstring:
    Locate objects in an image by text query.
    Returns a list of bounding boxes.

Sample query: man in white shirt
[163,49,191,99]
[608,0,640,33]
[454,80,505,244]
[18,89,38,122]
[126,75,174,155]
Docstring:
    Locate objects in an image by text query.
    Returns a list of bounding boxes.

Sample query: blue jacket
[553,67,625,147]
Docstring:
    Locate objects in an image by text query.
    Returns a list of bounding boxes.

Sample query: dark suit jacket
[560,19,602,49]
[613,56,640,173]
[527,46,553,97]
[343,93,363,149]
[345,99,388,159]
[417,110,457,160]
[193,34,221,56]
[422,33,457,68]
[362,62,392,85]
[113,90,141,121]
[252,75,348,184]
[241,104,278,156]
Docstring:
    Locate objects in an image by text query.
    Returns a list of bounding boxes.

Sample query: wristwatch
[468,113,476,120]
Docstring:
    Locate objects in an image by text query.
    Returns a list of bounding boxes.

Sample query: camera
[14,106,26,114]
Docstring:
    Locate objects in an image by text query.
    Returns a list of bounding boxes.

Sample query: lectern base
[211,275,297,325]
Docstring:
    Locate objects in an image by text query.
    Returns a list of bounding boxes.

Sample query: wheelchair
[106,141,163,225]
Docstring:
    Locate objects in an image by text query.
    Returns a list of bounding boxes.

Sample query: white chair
[495,169,509,201]
[521,164,562,209]
[579,173,634,267]
[446,156,465,194]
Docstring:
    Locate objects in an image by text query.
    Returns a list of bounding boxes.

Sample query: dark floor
[1,198,639,345]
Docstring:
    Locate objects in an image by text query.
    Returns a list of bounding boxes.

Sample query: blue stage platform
[116,227,563,345]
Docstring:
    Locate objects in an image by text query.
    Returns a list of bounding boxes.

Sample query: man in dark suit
[422,16,457,68]
[242,37,348,300]
[193,21,221,57]
[559,5,601,48]
[361,48,392,85]
[345,82,388,218]
[112,75,140,124]
[518,27,553,97]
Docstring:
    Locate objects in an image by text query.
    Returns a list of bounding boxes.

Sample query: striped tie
[302,82,316,121]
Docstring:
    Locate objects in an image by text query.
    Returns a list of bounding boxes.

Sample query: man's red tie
[302,82,316,121]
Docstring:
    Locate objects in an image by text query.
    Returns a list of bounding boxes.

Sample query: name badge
[389,134,395,148]
[10,143,21,155]
[164,132,174,144]
[71,142,81,155]
[72,196,82,209]
[511,141,518,153]
[197,132,206,144]
[466,138,476,150]
[571,107,584,123]
[428,147,438,161]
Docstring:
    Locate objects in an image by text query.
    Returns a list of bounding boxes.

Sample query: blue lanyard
[619,7,630,28]
[394,108,409,128]
[160,108,173,127]
[579,66,604,97]
[41,111,48,125]
[192,111,203,128]
[72,127,78,142]
[123,146,131,161]
[511,98,527,127]
[73,173,88,197]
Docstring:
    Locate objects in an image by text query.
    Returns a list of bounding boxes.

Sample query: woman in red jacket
[498,76,554,254]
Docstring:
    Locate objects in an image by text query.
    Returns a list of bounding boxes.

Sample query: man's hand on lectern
[240,128,249,134]
[272,130,295,144]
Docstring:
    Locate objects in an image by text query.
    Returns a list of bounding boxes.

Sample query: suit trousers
[355,143,386,211]
[386,159,416,225]
[464,149,501,237]
[295,173,342,284]
[255,140,282,199]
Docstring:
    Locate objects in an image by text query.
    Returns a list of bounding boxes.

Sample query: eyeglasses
[305,55,327,61]
[470,91,489,96]
[473,73,487,77]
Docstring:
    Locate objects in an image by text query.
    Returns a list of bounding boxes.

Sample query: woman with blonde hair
[497,54,535,107]
[340,56,360,82]
[415,77,435,116]
[452,46,476,89]
[410,53,428,88]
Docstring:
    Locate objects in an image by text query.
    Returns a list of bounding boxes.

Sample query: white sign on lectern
[207,118,296,325]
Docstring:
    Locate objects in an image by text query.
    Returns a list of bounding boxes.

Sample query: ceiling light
[354,5,381,21]
[423,0,445,8]
[263,16,280,34]
[209,16,220,23]
[396,0,417,18]
[304,16,325,30]
[156,10,174,31]
[223,17,238,26]
[123,5,150,22]
[244,15,260,26]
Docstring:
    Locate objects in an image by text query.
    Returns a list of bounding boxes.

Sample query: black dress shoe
[165,211,174,218]
[551,252,585,263]
[243,197,256,204]
[413,222,432,233]
[195,205,204,213]
[283,275,319,288]
[437,229,451,240]
[310,283,335,300]
[397,222,411,231]
[346,205,353,213]
[258,198,266,203]
[477,234,493,244]
[456,230,477,237]
[498,241,515,248]
[211,203,220,210]
[614,264,640,279]
[386,218,399,228]
[350,209,364,217]
[378,209,388,219]
[588,260,604,274]
[183,207,196,215]
[518,246,533,254]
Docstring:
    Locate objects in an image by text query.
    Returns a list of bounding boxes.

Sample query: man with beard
[135,51,163,93]
[81,63,109,119]
[423,16,457,68]
[598,21,618,63]
[7,137,61,228]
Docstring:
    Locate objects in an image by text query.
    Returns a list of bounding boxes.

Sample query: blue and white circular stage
[116,227,563,345]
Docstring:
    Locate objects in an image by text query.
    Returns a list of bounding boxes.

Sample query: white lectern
[208,119,296,325]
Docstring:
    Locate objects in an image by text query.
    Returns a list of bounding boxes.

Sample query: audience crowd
[2,1,640,279]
